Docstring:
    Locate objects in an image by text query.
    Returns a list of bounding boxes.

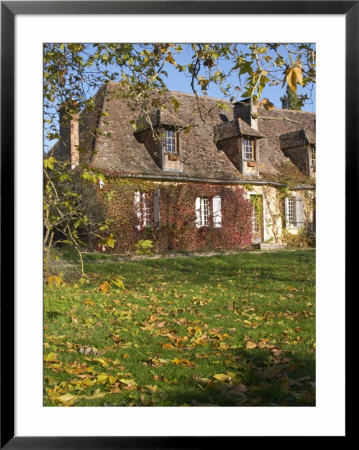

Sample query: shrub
[135,239,154,255]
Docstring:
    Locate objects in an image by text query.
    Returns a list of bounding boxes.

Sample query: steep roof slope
[83,82,315,185]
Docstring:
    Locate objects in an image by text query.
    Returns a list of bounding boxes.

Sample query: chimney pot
[233,99,258,131]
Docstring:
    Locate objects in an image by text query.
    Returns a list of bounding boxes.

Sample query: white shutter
[295,197,304,228]
[284,197,289,229]
[195,197,201,228]
[134,191,141,230]
[154,189,160,226]
[212,196,222,228]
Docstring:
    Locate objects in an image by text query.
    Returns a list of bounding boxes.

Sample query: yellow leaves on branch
[165,52,177,67]
[283,64,303,93]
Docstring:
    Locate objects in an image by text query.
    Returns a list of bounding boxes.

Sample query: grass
[44,249,315,407]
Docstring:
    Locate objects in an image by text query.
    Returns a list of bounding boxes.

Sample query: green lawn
[44,249,315,406]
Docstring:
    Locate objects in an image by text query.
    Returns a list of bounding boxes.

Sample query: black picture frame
[1,1,353,447]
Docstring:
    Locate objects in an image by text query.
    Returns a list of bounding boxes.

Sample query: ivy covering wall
[95,180,253,254]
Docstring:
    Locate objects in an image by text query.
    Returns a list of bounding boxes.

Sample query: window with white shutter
[134,191,154,229]
[212,196,222,228]
[195,196,222,228]
[195,197,201,228]
[134,191,142,230]
[285,196,304,228]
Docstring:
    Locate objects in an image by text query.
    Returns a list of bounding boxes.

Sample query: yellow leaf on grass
[94,358,108,368]
[246,341,257,349]
[144,385,158,394]
[96,373,109,384]
[172,358,195,367]
[119,378,136,387]
[286,286,297,291]
[99,281,110,293]
[112,278,125,290]
[81,389,106,400]
[47,275,63,287]
[83,299,95,307]
[44,352,58,363]
[56,393,77,405]
[162,343,175,349]
[213,373,231,382]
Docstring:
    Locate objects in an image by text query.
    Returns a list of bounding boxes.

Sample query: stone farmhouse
[55,82,316,253]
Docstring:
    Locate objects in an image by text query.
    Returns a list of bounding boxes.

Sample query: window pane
[140,193,152,227]
[244,139,254,159]
[287,198,294,225]
[164,129,176,153]
[200,197,210,226]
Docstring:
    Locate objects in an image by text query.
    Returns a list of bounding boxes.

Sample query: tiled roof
[78,82,316,185]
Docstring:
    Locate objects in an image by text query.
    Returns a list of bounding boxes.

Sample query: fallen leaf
[213,374,231,382]
[246,341,257,349]
[228,384,248,397]
[44,352,58,363]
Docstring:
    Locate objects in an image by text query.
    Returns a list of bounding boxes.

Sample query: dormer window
[213,118,263,177]
[161,127,182,172]
[163,129,178,154]
[279,129,316,178]
[243,138,255,160]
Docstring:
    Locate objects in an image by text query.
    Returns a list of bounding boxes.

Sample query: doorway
[250,194,263,244]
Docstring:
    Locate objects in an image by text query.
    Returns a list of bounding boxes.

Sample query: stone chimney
[59,102,80,169]
[233,98,258,131]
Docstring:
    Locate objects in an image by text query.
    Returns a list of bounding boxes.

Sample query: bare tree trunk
[44,228,50,247]
[47,231,54,254]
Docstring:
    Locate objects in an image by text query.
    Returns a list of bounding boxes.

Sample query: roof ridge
[106,81,315,114]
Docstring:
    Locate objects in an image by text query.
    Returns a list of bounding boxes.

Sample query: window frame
[285,197,295,227]
[162,128,179,154]
[195,196,222,228]
[199,197,210,227]
[243,138,256,161]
